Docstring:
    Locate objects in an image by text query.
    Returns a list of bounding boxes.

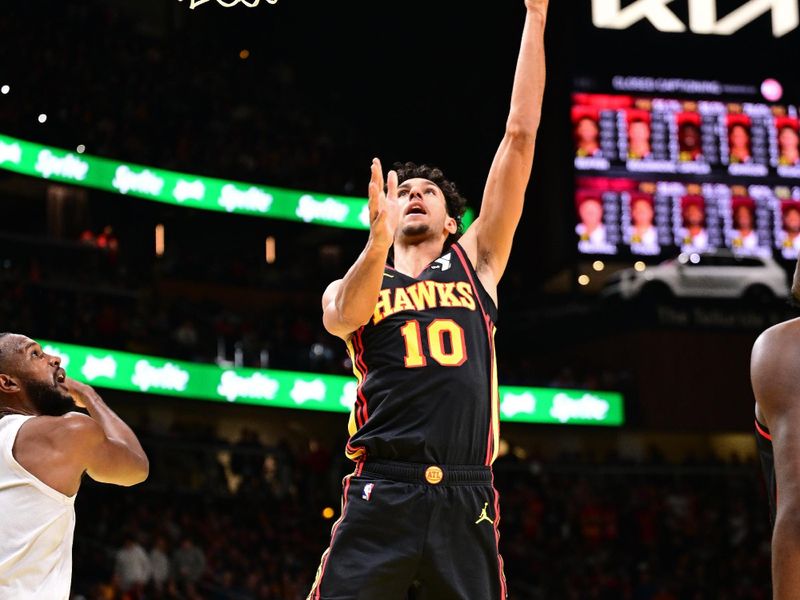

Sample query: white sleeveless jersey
[0,415,76,600]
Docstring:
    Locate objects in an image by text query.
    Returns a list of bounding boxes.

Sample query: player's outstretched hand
[367,158,400,250]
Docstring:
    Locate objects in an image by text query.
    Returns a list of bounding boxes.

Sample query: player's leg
[413,483,507,600]
[308,475,424,600]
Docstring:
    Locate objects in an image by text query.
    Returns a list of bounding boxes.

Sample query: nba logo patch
[362,483,375,501]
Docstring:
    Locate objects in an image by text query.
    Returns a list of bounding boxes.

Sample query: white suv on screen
[602,249,789,301]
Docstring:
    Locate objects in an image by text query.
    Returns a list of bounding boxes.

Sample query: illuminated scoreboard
[572,79,800,260]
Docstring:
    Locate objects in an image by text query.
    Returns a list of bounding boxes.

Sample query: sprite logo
[81,355,118,381]
[340,381,358,409]
[217,371,279,402]
[218,184,273,213]
[550,393,610,423]
[295,195,349,224]
[173,179,206,202]
[0,140,22,165]
[500,392,536,418]
[34,149,89,181]
[131,360,190,392]
[358,204,370,227]
[112,165,165,196]
[289,379,326,405]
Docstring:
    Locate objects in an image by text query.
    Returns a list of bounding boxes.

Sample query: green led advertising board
[41,340,625,427]
[0,134,474,230]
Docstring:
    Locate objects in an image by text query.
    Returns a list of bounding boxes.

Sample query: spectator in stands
[114,534,152,596]
[149,536,171,595]
[172,537,206,588]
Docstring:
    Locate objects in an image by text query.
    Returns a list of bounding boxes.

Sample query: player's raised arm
[322,159,400,340]
[460,0,548,286]
[59,379,149,487]
[752,323,800,599]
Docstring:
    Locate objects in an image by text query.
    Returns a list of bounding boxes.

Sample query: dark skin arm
[13,379,149,496]
[752,318,800,599]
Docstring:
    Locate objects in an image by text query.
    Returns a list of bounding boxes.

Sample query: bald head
[0,333,37,372]
[0,333,74,416]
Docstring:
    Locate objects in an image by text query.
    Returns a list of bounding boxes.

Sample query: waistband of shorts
[360,459,492,486]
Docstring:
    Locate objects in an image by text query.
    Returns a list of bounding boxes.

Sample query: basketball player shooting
[752,257,800,600]
[0,333,149,599]
[309,2,547,598]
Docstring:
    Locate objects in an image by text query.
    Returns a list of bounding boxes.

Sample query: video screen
[573,83,800,259]
[575,177,800,260]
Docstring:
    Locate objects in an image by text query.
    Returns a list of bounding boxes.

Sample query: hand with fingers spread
[367,158,401,251]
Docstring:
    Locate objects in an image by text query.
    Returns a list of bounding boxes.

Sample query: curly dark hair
[393,161,468,248]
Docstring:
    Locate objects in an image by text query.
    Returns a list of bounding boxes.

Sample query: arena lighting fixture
[239,49,250,60]
[322,507,335,520]
[37,113,47,124]
[155,224,165,256]
[761,78,783,102]
[265,236,276,264]
[592,260,605,272]
[0,85,9,95]
[634,261,646,272]
[76,144,86,154]
[578,274,590,286]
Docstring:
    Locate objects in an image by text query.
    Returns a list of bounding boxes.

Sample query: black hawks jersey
[344,242,500,466]
[755,418,777,524]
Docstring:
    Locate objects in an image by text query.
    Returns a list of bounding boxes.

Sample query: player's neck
[0,401,35,417]
[393,238,447,278]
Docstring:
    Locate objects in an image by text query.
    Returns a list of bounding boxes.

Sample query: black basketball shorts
[307,459,508,600]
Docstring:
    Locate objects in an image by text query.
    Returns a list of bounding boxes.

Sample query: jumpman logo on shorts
[475,502,494,525]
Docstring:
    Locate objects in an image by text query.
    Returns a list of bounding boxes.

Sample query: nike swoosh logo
[384,272,395,278]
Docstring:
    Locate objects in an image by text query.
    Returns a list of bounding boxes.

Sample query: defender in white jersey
[0,332,149,599]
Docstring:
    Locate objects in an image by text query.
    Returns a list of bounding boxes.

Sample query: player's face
[576,118,599,143]
[684,205,704,227]
[396,178,456,242]
[579,199,603,228]
[629,121,650,144]
[632,200,653,227]
[735,206,753,230]
[730,125,750,150]
[785,209,800,233]
[0,335,73,416]
[779,127,799,152]
[680,124,700,149]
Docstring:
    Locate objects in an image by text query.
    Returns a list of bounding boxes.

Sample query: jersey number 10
[400,319,467,368]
